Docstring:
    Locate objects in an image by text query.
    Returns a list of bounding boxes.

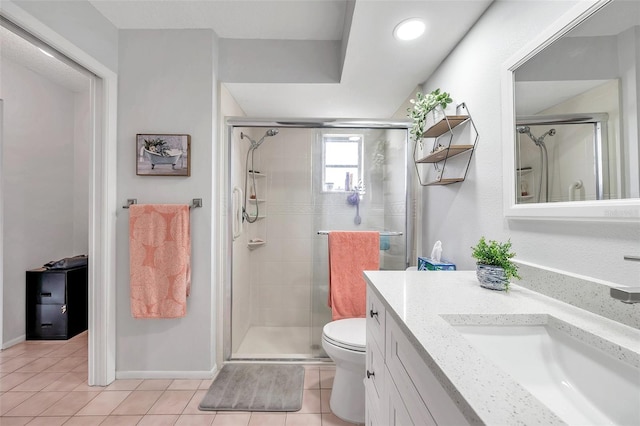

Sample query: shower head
[517,126,555,146]
[241,128,279,149]
[253,128,279,148]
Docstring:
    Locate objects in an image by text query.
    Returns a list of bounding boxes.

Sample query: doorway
[0,12,117,385]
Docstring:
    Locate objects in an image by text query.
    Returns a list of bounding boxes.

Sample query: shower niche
[247,172,267,218]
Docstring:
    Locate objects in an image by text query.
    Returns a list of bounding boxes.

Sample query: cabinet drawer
[386,316,469,426]
[27,272,66,304]
[28,304,68,339]
[366,286,386,353]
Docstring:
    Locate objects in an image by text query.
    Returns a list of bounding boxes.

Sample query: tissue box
[417,257,456,271]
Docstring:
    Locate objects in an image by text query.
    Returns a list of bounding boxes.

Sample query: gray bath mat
[199,364,304,412]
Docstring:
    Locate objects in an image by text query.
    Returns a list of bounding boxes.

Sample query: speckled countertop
[364,270,640,425]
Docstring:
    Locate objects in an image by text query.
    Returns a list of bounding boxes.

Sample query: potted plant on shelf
[407,88,453,147]
[471,237,520,291]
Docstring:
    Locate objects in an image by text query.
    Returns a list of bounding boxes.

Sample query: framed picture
[136,134,191,176]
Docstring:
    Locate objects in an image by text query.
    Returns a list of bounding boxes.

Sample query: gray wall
[419,1,640,287]
[1,58,88,345]
[115,29,218,376]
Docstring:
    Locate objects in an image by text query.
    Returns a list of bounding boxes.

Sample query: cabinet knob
[369,309,378,318]
[61,305,67,314]
[366,370,375,379]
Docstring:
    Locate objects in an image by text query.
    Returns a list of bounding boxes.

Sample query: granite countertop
[364,270,640,425]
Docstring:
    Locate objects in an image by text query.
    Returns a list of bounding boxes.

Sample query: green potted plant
[407,88,453,147]
[471,237,520,291]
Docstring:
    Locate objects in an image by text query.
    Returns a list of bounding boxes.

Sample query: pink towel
[129,204,191,318]
[328,231,380,320]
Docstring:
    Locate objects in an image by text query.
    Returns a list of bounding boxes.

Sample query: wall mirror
[502,0,640,220]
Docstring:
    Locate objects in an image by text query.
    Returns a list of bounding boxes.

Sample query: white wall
[1,58,85,344]
[74,90,90,253]
[419,0,640,287]
[115,29,217,377]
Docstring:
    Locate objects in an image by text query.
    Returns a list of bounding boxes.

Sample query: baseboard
[116,365,217,380]
[2,334,25,350]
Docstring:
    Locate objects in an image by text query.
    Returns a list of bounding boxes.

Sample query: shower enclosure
[225,120,412,360]
[515,113,615,203]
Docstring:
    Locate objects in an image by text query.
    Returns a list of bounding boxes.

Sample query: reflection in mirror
[513,0,639,205]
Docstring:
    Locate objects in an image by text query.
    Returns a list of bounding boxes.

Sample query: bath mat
[199,364,304,412]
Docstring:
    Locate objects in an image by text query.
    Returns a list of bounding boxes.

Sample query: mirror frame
[502,0,640,222]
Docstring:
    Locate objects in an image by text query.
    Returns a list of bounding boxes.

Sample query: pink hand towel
[129,204,191,318]
[328,231,380,320]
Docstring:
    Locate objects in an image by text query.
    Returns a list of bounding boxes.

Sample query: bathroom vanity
[364,270,640,425]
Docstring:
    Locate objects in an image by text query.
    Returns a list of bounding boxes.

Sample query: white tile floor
[0,332,358,425]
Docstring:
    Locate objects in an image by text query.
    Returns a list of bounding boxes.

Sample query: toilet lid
[322,318,366,352]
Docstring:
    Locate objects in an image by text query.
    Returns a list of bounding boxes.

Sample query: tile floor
[0,332,356,426]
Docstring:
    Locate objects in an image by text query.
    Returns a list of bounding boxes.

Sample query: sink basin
[453,320,639,425]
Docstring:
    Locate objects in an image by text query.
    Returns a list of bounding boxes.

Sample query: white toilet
[321,317,367,424]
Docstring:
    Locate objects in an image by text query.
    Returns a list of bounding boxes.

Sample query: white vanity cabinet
[365,285,469,426]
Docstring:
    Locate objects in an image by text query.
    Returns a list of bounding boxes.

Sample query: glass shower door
[309,127,408,357]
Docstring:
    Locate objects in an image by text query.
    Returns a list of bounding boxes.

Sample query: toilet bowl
[321,318,366,424]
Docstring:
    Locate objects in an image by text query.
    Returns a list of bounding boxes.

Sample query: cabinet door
[365,330,386,423]
[387,373,435,426]
[386,316,470,425]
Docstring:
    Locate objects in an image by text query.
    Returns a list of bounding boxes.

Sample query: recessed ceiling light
[38,48,54,58]
[393,18,426,41]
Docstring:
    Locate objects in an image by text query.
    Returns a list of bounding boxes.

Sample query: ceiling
[0,25,90,93]
[3,0,495,118]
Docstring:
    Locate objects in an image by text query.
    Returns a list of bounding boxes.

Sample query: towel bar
[123,198,203,209]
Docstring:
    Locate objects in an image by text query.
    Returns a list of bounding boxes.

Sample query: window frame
[322,134,364,193]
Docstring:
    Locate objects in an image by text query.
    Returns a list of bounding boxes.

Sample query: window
[323,134,363,192]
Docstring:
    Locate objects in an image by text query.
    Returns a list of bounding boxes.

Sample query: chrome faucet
[610,255,640,304]
[610,287,640,304]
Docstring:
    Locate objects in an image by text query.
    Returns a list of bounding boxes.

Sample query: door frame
[0,2,117,385]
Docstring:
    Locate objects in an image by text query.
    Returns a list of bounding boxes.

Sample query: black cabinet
[26,265,88,340]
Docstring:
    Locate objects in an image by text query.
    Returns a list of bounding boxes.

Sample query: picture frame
[136,133,191,176]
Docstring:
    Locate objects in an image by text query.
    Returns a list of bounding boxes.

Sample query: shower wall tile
[260,308,309,327]
[255,262,284,286]
[267,214,313,237]
[280,238,313,262]
[249,127,316,329]
[251,238,284,262]
[281,261,313,286]
[253,261,312,287]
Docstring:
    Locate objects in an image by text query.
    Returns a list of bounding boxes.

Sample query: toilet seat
[322,318,366,352]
